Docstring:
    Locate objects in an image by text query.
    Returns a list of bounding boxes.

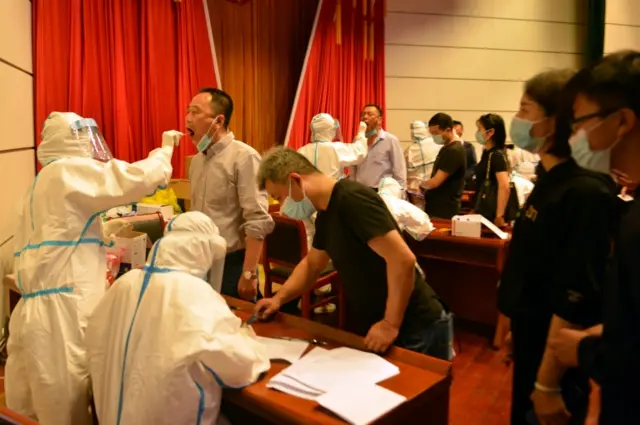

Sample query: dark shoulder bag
[475,151,519,222]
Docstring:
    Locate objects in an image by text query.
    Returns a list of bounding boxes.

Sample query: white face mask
[433,134,445,145]
[569,120,620,175]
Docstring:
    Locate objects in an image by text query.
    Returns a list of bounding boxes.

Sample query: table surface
[223,297,451,425]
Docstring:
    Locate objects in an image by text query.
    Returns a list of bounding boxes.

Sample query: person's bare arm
[537,315,581,389]
[495,171,510,219]
[273,248,331,305]
[420,169,449,191]
[242,237,264,275]
[367,230,416,327]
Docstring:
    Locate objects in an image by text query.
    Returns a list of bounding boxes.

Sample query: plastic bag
[140,188,182,214]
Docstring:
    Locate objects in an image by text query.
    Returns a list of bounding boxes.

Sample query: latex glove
[102,219,133,245]
[162,130,184,148]
[357,121,367,138]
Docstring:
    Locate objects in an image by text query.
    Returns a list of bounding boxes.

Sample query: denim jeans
[396,310,454,361]
[220,250,261,301]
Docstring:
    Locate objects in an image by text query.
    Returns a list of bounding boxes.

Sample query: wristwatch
[243,270,258,280]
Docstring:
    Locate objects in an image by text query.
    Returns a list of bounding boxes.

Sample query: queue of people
[2,49,638,425]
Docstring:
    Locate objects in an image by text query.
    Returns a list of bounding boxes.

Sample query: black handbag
[475,151,519,222]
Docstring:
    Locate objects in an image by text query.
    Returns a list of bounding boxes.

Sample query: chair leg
[336,277,346,329]
[300,293,312,320]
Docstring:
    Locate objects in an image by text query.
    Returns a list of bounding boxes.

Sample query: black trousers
[511,317,591,425]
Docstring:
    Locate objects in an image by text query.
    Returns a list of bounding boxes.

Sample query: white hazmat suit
[404,121,441,191]
[6,112,181,425]
[378,176,435,241]
[86,211,270,425]
[295,114,368,246]
[297,113,368,179]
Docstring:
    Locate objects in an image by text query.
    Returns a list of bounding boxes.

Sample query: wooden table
[0,407,40,424]
[405,218,510,346]
[222,297,452,425]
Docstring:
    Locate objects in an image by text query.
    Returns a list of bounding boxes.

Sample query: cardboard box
[106,228,149,276]
[452,214,509,240]
[136,203,174,219]
[452,215,482,238]
[169,178,191,211]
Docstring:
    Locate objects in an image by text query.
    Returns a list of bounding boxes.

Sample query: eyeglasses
[570,107,620,132]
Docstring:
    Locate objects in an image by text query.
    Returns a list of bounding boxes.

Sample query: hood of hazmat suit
[6,111,177,425]
[406,121,440,190]
[86,211,269,425]
[378,176,435,241]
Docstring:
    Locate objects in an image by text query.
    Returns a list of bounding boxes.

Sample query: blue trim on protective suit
[22,286,73,300]
[166,216,178,232]
[201,362,248,390]
[116,241,178,425]
[193,379,205,425]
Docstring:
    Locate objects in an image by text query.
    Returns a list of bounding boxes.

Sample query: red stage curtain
[33,0,219,178]
[285,0,386,150]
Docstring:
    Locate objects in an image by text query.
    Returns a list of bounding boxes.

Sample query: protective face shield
[39,112,108,166]
[70,119,113,162]
[310,113,342,143]
[410,121,428,141]
[509,117,545,153]
[281,179,316,220]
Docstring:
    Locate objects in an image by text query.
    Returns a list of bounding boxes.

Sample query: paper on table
[283,347,399,393]
[316,383,407,425]
[479,216,509,240]
[267,347,330,399]
[256,336,309,363]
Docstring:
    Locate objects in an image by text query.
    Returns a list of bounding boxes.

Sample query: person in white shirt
[297,113,367,179]
[404,121,441,191]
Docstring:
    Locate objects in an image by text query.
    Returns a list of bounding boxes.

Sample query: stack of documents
[267,346,407,424]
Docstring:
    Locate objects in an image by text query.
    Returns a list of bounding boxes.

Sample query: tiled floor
[0,330,600,424]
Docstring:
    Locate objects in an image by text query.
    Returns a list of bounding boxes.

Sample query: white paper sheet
[316,384,407,425]
[256,336,309,363]
[267,347,330,399]
[283,347,399,393]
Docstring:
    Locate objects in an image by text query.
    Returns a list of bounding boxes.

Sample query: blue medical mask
[365,128,378,138]
[475,131,486,145]
[196,119,218,153]
[281,179,316,220]
[509,117,545,153]
[570,122,618,175]
[433,134,445,145]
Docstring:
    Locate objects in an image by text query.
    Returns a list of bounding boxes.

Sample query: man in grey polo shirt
[349,104,407,190]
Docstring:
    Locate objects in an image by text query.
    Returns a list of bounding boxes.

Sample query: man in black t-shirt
[254,147,452,360]
[421,113,467,219]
